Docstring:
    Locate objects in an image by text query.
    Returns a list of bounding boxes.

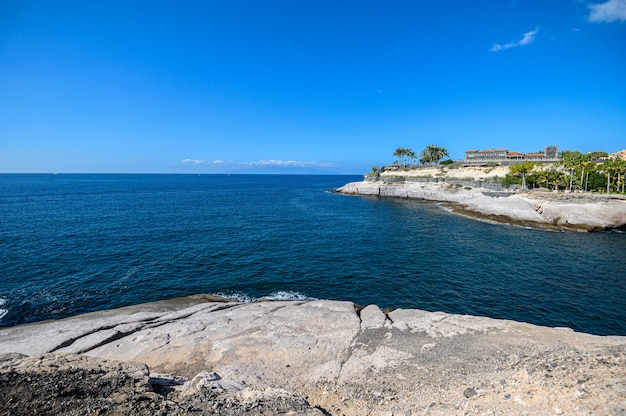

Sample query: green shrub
[502,174,522,186]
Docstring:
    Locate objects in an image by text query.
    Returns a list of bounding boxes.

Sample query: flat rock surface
[1,296,625,415]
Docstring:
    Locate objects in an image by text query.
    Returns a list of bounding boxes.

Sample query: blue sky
[1,0,625,173]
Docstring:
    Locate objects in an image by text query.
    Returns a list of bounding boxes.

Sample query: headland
[335,166,626,232]
[1,295,624,415]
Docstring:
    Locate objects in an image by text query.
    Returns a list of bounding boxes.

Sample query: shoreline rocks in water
[1,295,625,415]
[335,180,626,232]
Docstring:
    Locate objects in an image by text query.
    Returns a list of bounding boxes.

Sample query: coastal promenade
[336,169,626,231]
[1,295,625,415]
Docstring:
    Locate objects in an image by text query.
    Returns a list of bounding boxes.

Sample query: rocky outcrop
[1,295,625,415]
[335,180,626,231]
[0,352,324,415]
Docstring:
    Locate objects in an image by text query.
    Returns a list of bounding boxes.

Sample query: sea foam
[260,291,316,301]
[0,298,7,321]
[216,291,316,303]
[215,292,254,303]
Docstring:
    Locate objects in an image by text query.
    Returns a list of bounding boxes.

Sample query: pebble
[463,387,477,398]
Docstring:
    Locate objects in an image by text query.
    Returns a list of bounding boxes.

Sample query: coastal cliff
[1,295,625,415]
[335,172,626,231]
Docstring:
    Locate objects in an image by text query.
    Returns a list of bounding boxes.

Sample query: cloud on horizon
[588,0,626,22]
[490,28,539,52]
[181,158,337,169]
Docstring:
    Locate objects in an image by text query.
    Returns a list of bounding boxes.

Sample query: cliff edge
[1,295,624,415]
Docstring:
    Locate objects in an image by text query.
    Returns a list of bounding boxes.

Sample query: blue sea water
[0,174,625,336]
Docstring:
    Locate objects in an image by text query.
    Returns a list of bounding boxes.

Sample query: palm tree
[613,159,626,193]
[509,161,535,189]
[596,159,614,193]
[393,147,413,168]
[601,158,626,193]
[393,148,406,167]
[420,145,449,165]
[561,150,588,192]
[579,155,589,188]
[407,150,417,165]
[535,169,549,189]
[433,145,449,165]
[550,170,566,191]
[421,146,433,165]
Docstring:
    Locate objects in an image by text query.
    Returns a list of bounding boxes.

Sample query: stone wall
[368,174,520,191]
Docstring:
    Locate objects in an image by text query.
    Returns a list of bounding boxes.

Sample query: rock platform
[1,295,625,415]
[335,181,626,232]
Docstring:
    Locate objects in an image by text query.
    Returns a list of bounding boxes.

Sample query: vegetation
[385,145,624,194]
[501,150,625,193]
[420,144,449,165]
[393,147,412,168]
[559,150,625,193]
[392,145,449,168]
[509,161,535,189]
[502,174,522,188]
[532,168,566,191]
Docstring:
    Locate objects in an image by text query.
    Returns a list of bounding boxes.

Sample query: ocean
[1,174,624,335]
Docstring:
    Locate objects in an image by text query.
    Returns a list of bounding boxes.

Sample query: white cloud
[243,159,334,168]
[588,0,626,22]
[490,28,539,52]
[518,29,538,45]
[182,158,335,169]
[182,158,231,165]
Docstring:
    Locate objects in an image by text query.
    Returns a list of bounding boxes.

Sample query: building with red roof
[464,146,559,164]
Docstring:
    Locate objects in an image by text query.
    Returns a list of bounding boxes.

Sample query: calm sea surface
[1,174,624,335]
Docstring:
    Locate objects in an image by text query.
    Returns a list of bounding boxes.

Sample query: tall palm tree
[602,158,626,193]
[535,169,549,189]
[510,161,535,189]
[561,150,586,191]
[420,145,449,165]
[433,145,449,165]
[613,159,626,193]
[550,170,566,191]
[579,155,593,191]
[393,147,407,167]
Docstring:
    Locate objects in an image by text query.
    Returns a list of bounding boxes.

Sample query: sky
[1,0,625,174]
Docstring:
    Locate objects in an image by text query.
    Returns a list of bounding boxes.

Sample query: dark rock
[463,387,477,398]
[0,353,325,416]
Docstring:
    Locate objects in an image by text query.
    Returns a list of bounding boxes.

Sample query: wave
[0,298,7,321]
[260,291,317,301]
[215,292,254,303]
[215,291,317,303]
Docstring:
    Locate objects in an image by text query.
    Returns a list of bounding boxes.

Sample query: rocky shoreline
[335,180,626,232]
[1,295,625,415]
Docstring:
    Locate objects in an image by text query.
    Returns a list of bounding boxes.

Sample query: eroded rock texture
[1,296,625,415]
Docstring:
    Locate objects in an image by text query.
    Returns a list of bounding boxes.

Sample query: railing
[463,158,561,165]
